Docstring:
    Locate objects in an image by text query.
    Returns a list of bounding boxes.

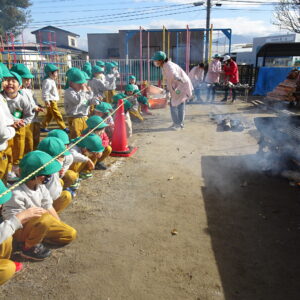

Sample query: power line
[31,3,187,14]
[30,3,196,24]
[32,0,161,8]
[29,7,205,28]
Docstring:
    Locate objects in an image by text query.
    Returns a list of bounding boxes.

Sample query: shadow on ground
[201,154,300,300]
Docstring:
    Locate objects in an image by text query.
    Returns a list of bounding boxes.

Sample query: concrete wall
[88,30,204,67]
[88,33,120,59]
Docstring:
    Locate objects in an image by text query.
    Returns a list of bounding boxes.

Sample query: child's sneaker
[65,187,76,198]
[14,262,23,272]
[21,243,51,261]
[79,172,93,180]
[69,179,80,190]
[95,162,107,170]
[7,171,20,182]
[63,128,70,134]
[40,128,50,133]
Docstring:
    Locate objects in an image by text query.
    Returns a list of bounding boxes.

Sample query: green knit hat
[129,75,136,81]
[124,99,133,111]
[133,89,142,96]
[19,150,62,180]
[86,115,108,130]
[92,65,104,75]
[8,71,22,86]
[82,62,92,78]
[0,63,12,78]
[152,51,167,61]
[44,64,58,76]
[111,61,118,67]
[38,137,71,157]
[66,68,87,84]
[0,180,12,205]
[95,102,110,114]
[11,64,34,79]
[103,102,112,110]
[48,129,70,145]
[125,84,135,92]
[82,71,90,80]
[76,134,105,153]
[137,95,149,105]
[112,93,126,105]
[105,62,114,74]
[96,60,105,67]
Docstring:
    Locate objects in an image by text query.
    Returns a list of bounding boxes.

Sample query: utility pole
[205,0,211,64]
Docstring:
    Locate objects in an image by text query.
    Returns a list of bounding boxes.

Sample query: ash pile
[215,82,250,90]
[255,116,300,186]
[210,113,246,132]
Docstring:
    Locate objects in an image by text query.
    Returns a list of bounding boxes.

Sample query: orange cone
[111,99,138,157]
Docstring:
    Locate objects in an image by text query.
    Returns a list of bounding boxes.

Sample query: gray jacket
[3,92,35,125]
[2,184,53,220]
[88,77,108,97]
[64,87,99,117]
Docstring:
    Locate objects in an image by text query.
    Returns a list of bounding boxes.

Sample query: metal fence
[1,58,163,90]
[1,57,257,91]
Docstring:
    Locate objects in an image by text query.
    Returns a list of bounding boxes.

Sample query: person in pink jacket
[205,54,222,102]
[152,51,193,130]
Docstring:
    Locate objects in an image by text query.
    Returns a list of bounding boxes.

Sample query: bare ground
[1,99,300,300]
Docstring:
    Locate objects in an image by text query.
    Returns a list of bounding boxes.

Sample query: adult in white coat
[152,51,193,130]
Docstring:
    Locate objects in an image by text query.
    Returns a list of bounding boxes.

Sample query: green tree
[0,0,32,37]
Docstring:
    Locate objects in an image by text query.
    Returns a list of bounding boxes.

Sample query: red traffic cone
[111,99,138,157]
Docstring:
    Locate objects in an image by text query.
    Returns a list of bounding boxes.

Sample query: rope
[0,86,148,199]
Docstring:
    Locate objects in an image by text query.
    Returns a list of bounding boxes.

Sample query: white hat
[223,55,231,61]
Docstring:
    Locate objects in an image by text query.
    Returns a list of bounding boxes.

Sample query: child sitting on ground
[83,115,111,170]
[112,93,133,138]
[37,137,74,212]
[2,150,77,261]
[0,179,46,285]
[124,84,144,122]
[64,68,100,139]
[94,102,115,140]
[128,75,139,90]
[47,129,79,191]
[2,71,34,182]
[69,134,104,180]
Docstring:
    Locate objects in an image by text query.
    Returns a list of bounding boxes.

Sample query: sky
[22,0,290,50]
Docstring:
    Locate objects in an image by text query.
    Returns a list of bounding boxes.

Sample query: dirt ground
[1,98,300,300]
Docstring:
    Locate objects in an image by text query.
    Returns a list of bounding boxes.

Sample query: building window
[107,48,120,58]
[70,38,76,47]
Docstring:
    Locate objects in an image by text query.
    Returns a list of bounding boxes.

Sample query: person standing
[221,55,239,103]
[40,64,68,133]
[188,63,205,102]
[205,54,222,102]
[152,51,193,130]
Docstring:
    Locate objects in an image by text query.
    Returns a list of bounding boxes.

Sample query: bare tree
[273,0,300,33]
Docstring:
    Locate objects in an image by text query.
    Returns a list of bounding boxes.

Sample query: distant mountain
[231,35,254,44]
